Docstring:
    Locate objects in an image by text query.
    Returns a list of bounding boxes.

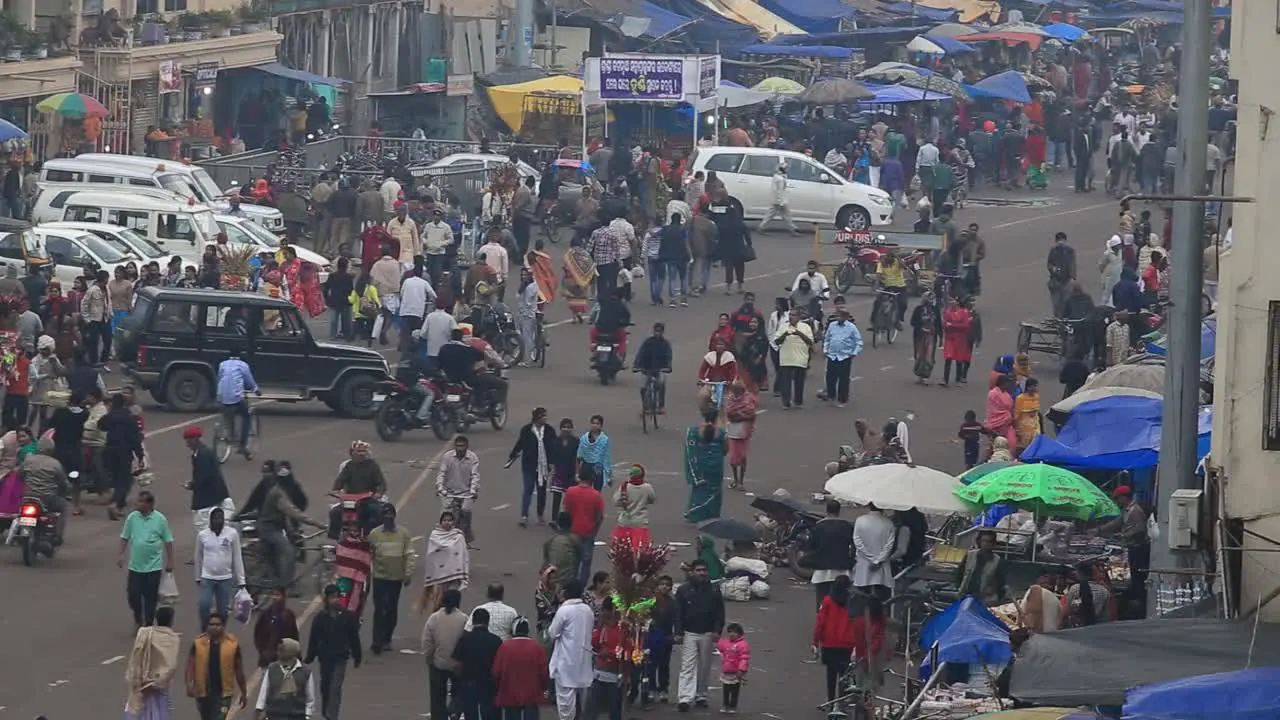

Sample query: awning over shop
[638,0,694,37]
[971,70,1032,103]
[880,2,955,21]
[740,43,855,59]
[486,75,583,134]
[254,62,350,86]
[861,83,952,103]
[909,0,1001,23]
[1041,22,1088,42]
[652,0,761,54]
[756,0,855,35]
[696,0,806,38]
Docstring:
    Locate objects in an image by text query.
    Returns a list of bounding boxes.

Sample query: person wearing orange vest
[186,611,248,720]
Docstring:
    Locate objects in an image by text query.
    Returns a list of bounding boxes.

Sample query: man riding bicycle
[216,346,262,459]
[876,250,908,325]
[633,322,673,414]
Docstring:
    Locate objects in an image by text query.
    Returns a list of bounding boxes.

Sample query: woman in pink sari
[984,374,1018,459]
[281,247,325,317]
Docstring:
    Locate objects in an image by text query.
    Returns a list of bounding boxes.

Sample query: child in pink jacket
[715,622,750,713]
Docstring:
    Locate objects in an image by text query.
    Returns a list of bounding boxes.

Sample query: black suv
[117,287,390,418]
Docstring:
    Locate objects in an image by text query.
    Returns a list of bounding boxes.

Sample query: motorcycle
[9,486,71,566]
[591,330,625,385]
[833,234,922,295]
[373,377,452,442]
[477,305,523,366]
[427,370,510,436]
[749,495,822,581]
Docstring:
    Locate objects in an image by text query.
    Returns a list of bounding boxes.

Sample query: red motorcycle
[326,491,381,619]
[373,376,455,442]
[833,231,922,295]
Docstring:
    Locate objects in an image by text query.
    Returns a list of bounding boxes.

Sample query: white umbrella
[1049,387,1162,416]
[825,463,969,515]
[907,35,946,55]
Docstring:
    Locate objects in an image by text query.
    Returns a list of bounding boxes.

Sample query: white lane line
[879,365,894,372]
[143,398,277,439]
[852,376,864,382]
[989,199,1116,230]
[228,444,453,720]
[491,503,511,511]
[100,655,125,665]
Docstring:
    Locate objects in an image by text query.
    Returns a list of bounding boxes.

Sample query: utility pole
[550,0,559,69]
[1151,0,1210,618]
[514,0,534,67]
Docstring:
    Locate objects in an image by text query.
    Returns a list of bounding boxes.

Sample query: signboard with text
[699,56,717,99]
[158,60,181,94]
[598,55,684,101]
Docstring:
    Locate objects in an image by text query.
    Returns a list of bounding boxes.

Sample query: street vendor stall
[485,75,584,139]
[582,54,721,154]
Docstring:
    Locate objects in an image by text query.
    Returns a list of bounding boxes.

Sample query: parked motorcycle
[750,495,822,581]
[833,233,922,295]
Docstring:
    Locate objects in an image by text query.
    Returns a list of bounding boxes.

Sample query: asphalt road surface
[2,171,1128,720]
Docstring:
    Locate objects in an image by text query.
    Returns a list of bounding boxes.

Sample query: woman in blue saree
[683,409,727,523]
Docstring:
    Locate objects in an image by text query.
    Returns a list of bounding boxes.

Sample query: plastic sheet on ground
[1125,667,1280,719]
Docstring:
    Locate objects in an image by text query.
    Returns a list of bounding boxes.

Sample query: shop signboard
[446,74,475,97]
[598,55,684,102]
[194,63,219,84]
[158,60,181,94]
[699,56,717,99]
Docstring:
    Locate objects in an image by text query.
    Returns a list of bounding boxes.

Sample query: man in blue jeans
[194,506,245,630]
[563,464,604,585]
[216,346,260,458]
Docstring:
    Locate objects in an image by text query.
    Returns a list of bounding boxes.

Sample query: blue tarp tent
[1146,315,1215,360]
[1042,22,1088,42]
[638,1,693,38]
[739,43,855,59]
[972,71,1032,103]
[861,84,953,103]
[757,0,855,35]
[918,597,1012,680]
[1020,396,1212,470]
[649,0,758,54]
[1125,667,1280,719]
[923,34,977,54]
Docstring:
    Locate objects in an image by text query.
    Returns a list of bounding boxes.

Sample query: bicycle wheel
[536,319,547,368]
[212,420,232,464]
[640,385,652,434]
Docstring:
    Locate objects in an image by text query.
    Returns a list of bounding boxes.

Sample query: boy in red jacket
[585,598,632,720]
[493,617,549,719]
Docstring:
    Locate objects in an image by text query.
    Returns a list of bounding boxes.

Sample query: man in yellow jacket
[186,611,248,720]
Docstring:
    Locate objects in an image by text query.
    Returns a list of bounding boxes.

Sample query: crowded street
[3,180,1126,719]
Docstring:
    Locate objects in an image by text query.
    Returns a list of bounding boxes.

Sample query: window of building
[136,0,158,13]
[164,0,188,10]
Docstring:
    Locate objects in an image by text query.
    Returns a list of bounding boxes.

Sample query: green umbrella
[957,460,1019,485]
[952,463,1120,520]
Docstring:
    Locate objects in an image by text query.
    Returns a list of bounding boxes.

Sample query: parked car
[687,146,894,229]
[30,189,219,254]
[213,214,332,281]
[32,226,141,285]
[38,221,177,268]
[117,286,390,417]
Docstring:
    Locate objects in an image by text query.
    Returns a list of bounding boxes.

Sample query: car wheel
[338,374,379,419]
[164,368,210,413]
[837,206,871,231]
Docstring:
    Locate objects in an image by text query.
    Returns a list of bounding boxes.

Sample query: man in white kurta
[549,583,595,720]
[852,505,897,599]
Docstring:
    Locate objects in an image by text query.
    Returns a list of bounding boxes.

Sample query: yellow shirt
[773,321,813,368]
[879,260,906,288]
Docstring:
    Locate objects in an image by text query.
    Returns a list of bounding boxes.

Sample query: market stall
[581,53,720,154]
[485,75,584,141]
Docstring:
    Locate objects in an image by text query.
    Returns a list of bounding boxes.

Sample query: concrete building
[1211,1,1280,620]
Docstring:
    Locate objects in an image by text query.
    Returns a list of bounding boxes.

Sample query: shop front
[78,30,282,156]
[0,55,81,160]
[581,54,720,157]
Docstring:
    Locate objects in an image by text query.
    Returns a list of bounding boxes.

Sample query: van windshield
[238,218,282,247]
[158,173,199,201]
[191,168,224,201]
[80,233,130,263]
[105,228,166,259]
[191,210,216,239]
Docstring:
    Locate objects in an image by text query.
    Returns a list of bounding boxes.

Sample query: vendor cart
[1016,316,1089,360]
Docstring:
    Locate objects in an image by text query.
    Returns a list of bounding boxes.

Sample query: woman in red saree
[984,374,1018,458]
[281,247,324,317]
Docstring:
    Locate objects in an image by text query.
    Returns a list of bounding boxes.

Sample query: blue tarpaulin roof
[972,71,1031,103]
[255,62,350,86]
[1042,22,1088,42]
[757,0,854,35]
[740,43,855,59]
[882,2,956,20]
[1106,0,1229,14]
[1020,396,1212,470]
[649,0,758,54]
[861,83,952,103]
[771,25,930,45]
[638,1,693,38]
[1146,315,1215,360]
[1125,667,1280,719]
[923,33,977,54]
[919,598,1012,680]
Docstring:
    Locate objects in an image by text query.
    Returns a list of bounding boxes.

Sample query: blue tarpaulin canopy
[255,62,350,86]
[638,1,693,38]
[650,0,758,54]
[740,43,855,59]
[1125,667,1280,719]
[919,597,1012,680]
[757,0,855,35]
[1020,396,1212,470]
[923,33,977,54]
[861,83,953,103]
[1042,22,1088,42]
[972,70,1032,103]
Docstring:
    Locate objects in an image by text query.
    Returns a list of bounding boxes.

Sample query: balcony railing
[265,0,373,13]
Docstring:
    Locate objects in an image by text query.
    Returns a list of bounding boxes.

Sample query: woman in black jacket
[507,406,556,526]
[547,418,579,524]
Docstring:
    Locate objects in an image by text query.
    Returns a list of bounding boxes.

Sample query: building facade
[1212,1,1280,621]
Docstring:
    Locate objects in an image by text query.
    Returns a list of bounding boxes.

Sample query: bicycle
[533,308,548,368]
[637,369,669,434]
[869,287,902,348]
[213,402,260,464]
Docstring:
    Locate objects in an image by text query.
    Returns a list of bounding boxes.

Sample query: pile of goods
[915,685,1008,718]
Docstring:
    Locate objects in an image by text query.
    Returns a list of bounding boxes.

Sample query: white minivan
[687,146,894,229]
[32,190,218,253]
[214,214,331,281]
[40,156,285,232]
[32,226,141,285]
[38,221,176,267]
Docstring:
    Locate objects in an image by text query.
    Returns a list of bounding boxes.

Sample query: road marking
[544,269,790,329]
[491,503,511,511]
[143,398,277,439]
[228,444,452,719]
[879,365,894,372]
[100,655,124,665]
[852,376,864,382]
[989,199,1116,230]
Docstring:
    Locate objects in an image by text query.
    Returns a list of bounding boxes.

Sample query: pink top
[716,637,751,675]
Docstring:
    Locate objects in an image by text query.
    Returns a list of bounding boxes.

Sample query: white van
[38,221,176,266]
[32,190,218,253]
[32,226,142,285]
[687,146,894,229]
[40,156,285,232]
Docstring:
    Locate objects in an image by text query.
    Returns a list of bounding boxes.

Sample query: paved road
[2,174,1125,719]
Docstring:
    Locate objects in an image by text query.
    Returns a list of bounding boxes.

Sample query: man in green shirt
[117,490,175,628]
[367,504,416,654]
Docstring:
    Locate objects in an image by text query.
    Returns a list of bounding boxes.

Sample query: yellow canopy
[704,0,806,38]
[913,0,1001,24]
[486,75,583,134]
